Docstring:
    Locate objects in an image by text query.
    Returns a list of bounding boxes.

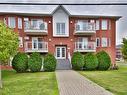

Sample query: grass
[79,62,127,95]
[0,70,59,95]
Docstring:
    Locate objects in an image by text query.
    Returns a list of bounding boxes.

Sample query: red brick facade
[0,13,119,65]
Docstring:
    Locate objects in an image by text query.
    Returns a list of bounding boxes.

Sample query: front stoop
[56,59,71,70]
[56,70,113,95]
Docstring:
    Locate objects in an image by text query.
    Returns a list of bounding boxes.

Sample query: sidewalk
[56,70,113,95]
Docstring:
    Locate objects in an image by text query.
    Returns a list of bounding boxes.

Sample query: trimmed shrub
[96,51,111,70]
[28,52,42,72]
[84,53,98,70]
[71,52,84,70]
[12,52,28,73]
[43,54,57,71]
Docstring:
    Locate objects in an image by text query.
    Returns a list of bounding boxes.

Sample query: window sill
[53,35,69,37]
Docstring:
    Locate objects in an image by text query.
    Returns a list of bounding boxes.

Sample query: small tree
[0,22,19,88]
[121,38,127,62]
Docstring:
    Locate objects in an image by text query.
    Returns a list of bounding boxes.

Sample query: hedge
[71,52,84,70]
[96,51,111,70]
[12,52,28,73]
[43,54,57,71]
[84,53,98,70]
[28,52,42,72]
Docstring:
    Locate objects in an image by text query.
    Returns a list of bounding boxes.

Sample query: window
[109,20,111,30]
[76,20,89,31]
[108,38,111,47]
[31,19,45,30]
[96,38,100,47]
[96,20,100,30]
[8,17,16,28]
[18,18,22,29]
[56,23,65,35]
[24,18,29,29]
[102,38,107,47]
[18,37,23,47]
[101,20,108,30]
[4,17,7,25]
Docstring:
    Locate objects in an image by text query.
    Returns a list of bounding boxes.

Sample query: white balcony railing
[25,41,48,52]
[75,42,96,52]
[75,23,96,34]
[24,21,48,34]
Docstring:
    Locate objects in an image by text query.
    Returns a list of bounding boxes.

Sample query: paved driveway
[56,70,113,95]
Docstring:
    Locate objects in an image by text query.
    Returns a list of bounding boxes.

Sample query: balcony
[74,23,96,35]
[75,42,96,52]
[25,41,48,53]
[24,21,48,35]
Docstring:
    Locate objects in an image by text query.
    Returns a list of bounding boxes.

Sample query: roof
[0,5,121,19]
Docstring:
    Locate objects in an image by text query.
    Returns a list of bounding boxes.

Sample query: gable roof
[51,5,71,15]
[0,5,121,19]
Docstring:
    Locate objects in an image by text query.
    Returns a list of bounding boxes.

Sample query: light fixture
[70,21,73,24]
[49,39,51,41]
[49,21,51,24]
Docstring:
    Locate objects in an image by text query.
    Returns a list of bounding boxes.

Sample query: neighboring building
[0,5,121,65]
[116,44,123,61]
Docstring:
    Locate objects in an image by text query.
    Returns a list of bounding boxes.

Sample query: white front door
[56,46,66,59]
[32,37,38,50]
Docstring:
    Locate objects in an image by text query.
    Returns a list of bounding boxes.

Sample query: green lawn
[0,70,59,95]
[79,62,127,95]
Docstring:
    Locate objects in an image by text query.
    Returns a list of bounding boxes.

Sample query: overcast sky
[0,0,127,45]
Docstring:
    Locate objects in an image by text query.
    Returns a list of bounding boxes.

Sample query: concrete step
[56,59,71,70]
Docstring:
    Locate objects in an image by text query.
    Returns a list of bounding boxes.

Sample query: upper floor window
[102,37,108,47]
[24,18,47,30]
[76,20,88,31]
[101,20,108,30]
[8,17,16,28]
[108,38,111,47]
[95,20,100,30]
[18,18,22,29]
[96,38,100,47]
[76,20,95,31]
[31,19,47,30]
[56,23,65,35]
[24,18,29,29]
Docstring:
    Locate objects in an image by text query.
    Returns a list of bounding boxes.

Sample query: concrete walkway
[56,70,113,95]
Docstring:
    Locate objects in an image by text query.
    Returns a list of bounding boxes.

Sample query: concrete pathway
[56,70,113,95]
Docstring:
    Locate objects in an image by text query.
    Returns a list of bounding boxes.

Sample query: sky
[0,0,127,45]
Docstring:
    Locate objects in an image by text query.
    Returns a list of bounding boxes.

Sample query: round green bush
[28,52,42,72]
[12,52,28,73]
[71,52,84,70]
[96,51,111,70]
[84,53,98,70]
[43,54,57,72]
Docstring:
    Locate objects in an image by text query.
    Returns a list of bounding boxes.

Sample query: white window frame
[108,38,111,47]
[102,37,108,47]
[96,38,100,47]
[24,18,29,29]
[18,17,22,29]
[96,20,100,30]
[56,22,66,35]
[8,17,16,28]
[109,20,111,30]
[4,17,7,25]
[18,37,23,47]
[101,20,108,30]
